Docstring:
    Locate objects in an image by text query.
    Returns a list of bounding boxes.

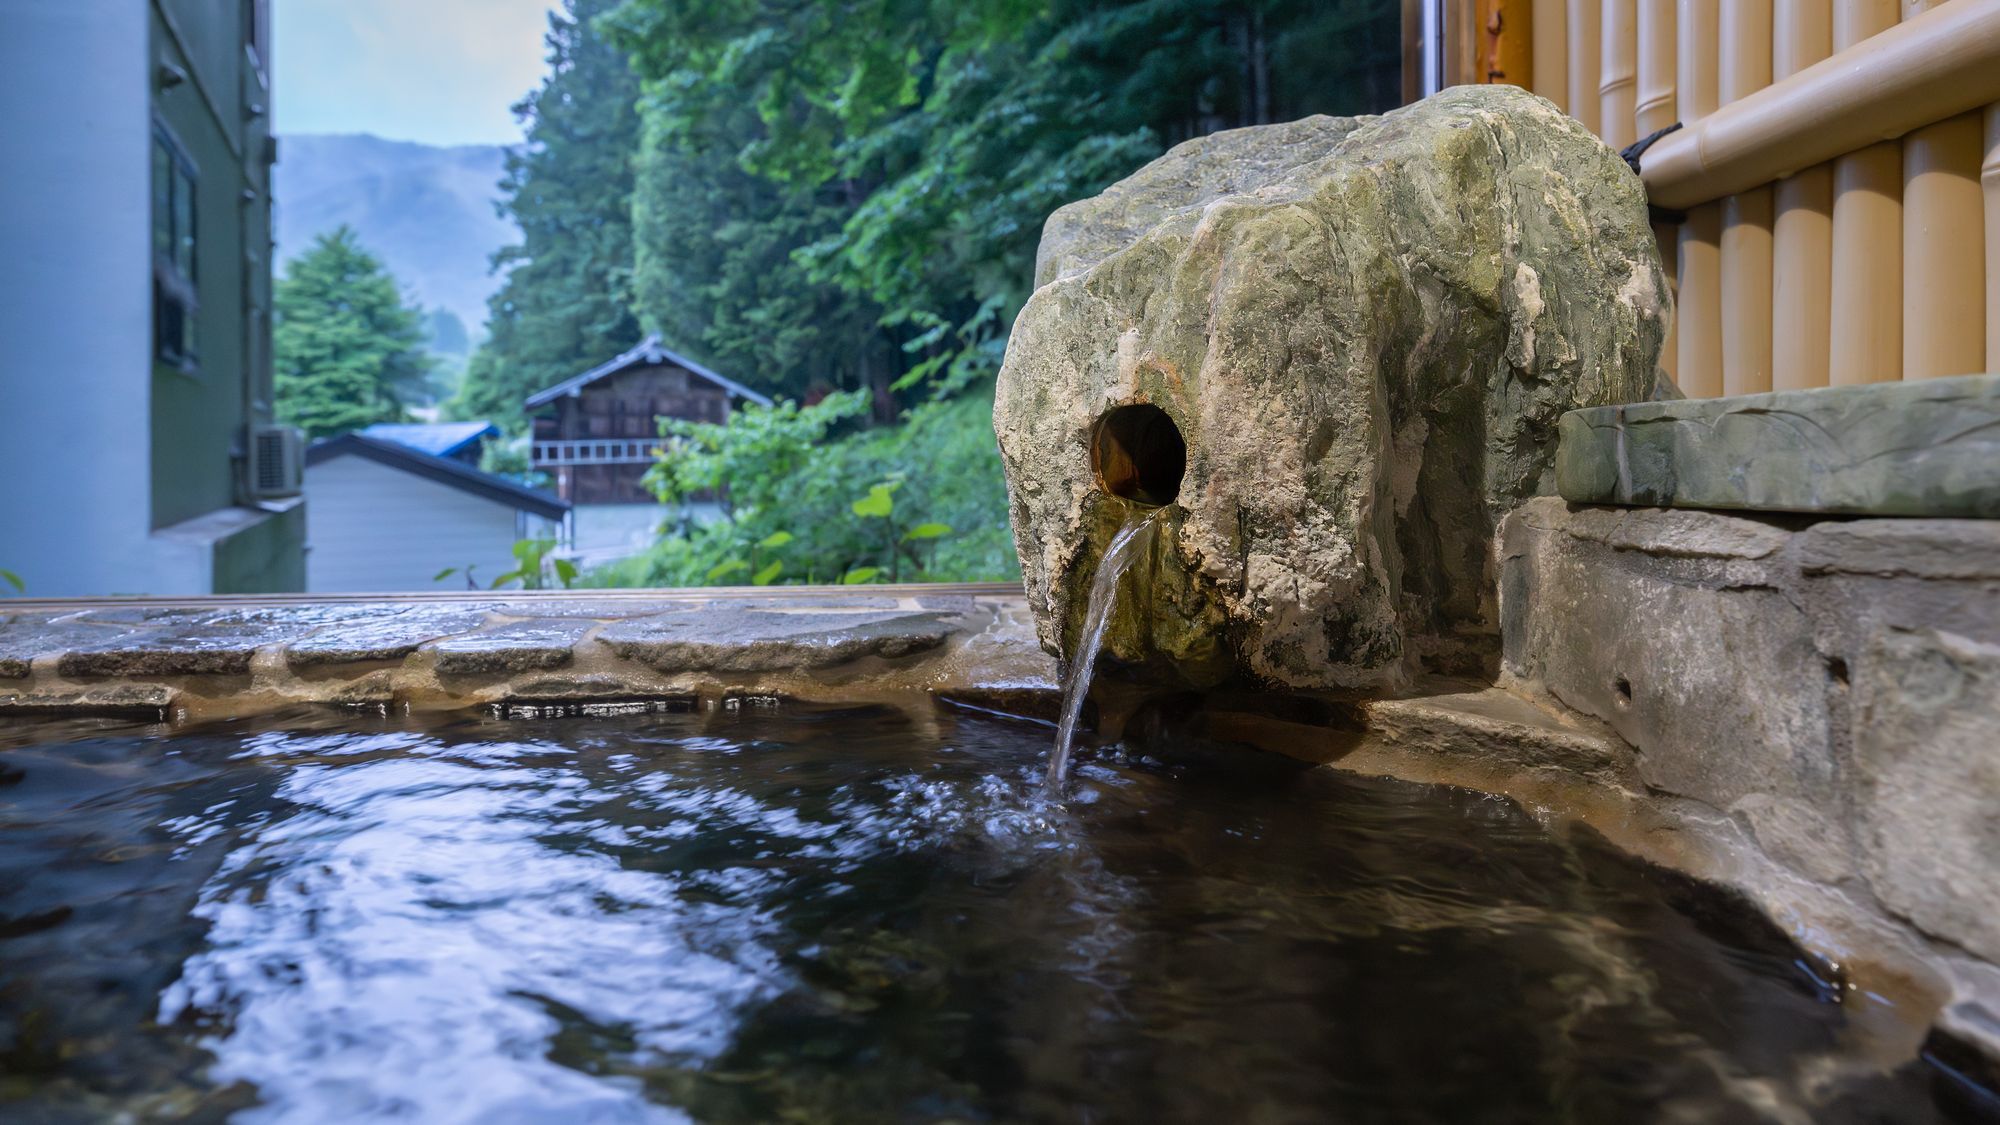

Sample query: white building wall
[306,455,541,593]
[0,3,194,596]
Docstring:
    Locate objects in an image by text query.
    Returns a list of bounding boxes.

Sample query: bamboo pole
[1675,0,1718,123]
[1567,0,1602,133]
[1830,144,1904,384]
[1678,203,1724,397]
[1637,0,1676,134]
[1656,223,1680,384]
[1774,0,1830,79]
[1718,0,1771,108]
[1772,168,1833,390]
[1827,0,1905,387]
[1986,104,2000,372]
[1671,0,1717,394]
[1401,0,1425,104]
[1717,0,1772,396]
[1903,112,1986,379]
[1722,189,1775,395]
[1487,0,1534,87]
[1640,1,2000,208]
[1637,0,1675,383]
[1770,0,1832,390]
[1600,0,1638,149]
[1532,0,1569,109]
[1444,0,1482,87]
[1833,0,1899,50]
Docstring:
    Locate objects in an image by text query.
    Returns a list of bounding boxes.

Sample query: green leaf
[489,568,525,589]
[890,351,949,391]
[757,530,794,550]
[0,568,22,594]
[841,567,881,585]
[706,558,751,582]
[901,522,951,541]
[431,567,460,583]
[553,559,579,588]
[752,560,783,586]
[851,483,895,518]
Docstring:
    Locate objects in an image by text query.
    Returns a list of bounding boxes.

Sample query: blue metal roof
[359,420,501,458]
[306,434,570,520]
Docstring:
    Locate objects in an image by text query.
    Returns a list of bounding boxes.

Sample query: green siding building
[0,0,304,596]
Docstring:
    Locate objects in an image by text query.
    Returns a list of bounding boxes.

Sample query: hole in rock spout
[1092,404,1186,506]
[1047,506,1166,792]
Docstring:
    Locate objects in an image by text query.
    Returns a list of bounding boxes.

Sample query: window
[152,123,198,371]
[246,0,270,71]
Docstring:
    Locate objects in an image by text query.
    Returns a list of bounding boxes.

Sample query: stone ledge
[1556,373,2000,516]
[0,590,1036,720]
[1361,686,1635,786]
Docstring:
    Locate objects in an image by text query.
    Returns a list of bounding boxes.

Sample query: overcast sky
[275,0,560,146]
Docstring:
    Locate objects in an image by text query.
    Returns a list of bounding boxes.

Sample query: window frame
[245,0,271,76]
[151,118,200,374]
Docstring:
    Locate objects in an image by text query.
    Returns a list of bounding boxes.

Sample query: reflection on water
[0,704,1963,1122]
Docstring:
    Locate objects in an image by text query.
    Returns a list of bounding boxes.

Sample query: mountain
[274,134,517,342]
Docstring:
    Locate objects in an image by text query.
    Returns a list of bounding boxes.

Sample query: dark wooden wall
[532,362,733,505]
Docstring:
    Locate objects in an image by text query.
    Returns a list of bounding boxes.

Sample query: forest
[285,0,1400,586]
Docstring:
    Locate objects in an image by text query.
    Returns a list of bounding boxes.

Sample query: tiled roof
[524,334,774,410]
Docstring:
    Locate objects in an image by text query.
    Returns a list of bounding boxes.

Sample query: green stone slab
[1556,374,2000,516]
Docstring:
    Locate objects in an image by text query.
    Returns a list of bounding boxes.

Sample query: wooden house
[526,335,772,505]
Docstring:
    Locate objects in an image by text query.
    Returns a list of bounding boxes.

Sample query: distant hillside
[274,134,517,342]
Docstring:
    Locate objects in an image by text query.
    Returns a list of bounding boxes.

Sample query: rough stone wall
[995,86,1667,692]
[1500,498,2000,966]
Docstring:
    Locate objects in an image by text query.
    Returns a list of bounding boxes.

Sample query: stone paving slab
[598,604,964,672]
[0,616,119,678]
[42,606,414,678]
[427,618,597,676]
[56,628,273,678]
[1555,373,2000,516]
[283,608,495,667]
[0,682,176,719]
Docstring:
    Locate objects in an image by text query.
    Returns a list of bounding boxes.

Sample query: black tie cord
[1621,122,1687,226]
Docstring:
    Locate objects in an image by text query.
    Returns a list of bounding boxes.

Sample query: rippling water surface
[0,703,1960,1122]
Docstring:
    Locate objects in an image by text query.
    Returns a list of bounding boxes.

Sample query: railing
[530,439,664,467]
[1464,0,2000,396]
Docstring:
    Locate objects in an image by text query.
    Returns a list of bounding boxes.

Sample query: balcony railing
[531,439,668,467]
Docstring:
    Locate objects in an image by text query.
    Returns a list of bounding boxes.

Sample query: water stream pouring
[1046,506,1164,790]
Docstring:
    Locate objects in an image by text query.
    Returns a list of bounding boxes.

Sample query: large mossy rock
[994,86,1668,691]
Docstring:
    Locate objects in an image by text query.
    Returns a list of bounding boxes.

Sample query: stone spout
[994,86,1669,692]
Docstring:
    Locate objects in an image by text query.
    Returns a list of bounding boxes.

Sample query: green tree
[465,0,1396,584]
[629,100,899,404]
[450,0,645,430]
[273,225,430,438]
[605,0,1398,398]
[606,389,1017,587]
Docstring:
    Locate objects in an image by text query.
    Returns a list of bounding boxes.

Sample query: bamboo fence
[1459,0,2000,393]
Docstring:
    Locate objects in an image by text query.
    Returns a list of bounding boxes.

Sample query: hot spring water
[0,704,1948,1121]
[1047,506,1163,790]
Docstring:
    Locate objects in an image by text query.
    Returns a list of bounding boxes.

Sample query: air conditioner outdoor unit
[248,424,305,499]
